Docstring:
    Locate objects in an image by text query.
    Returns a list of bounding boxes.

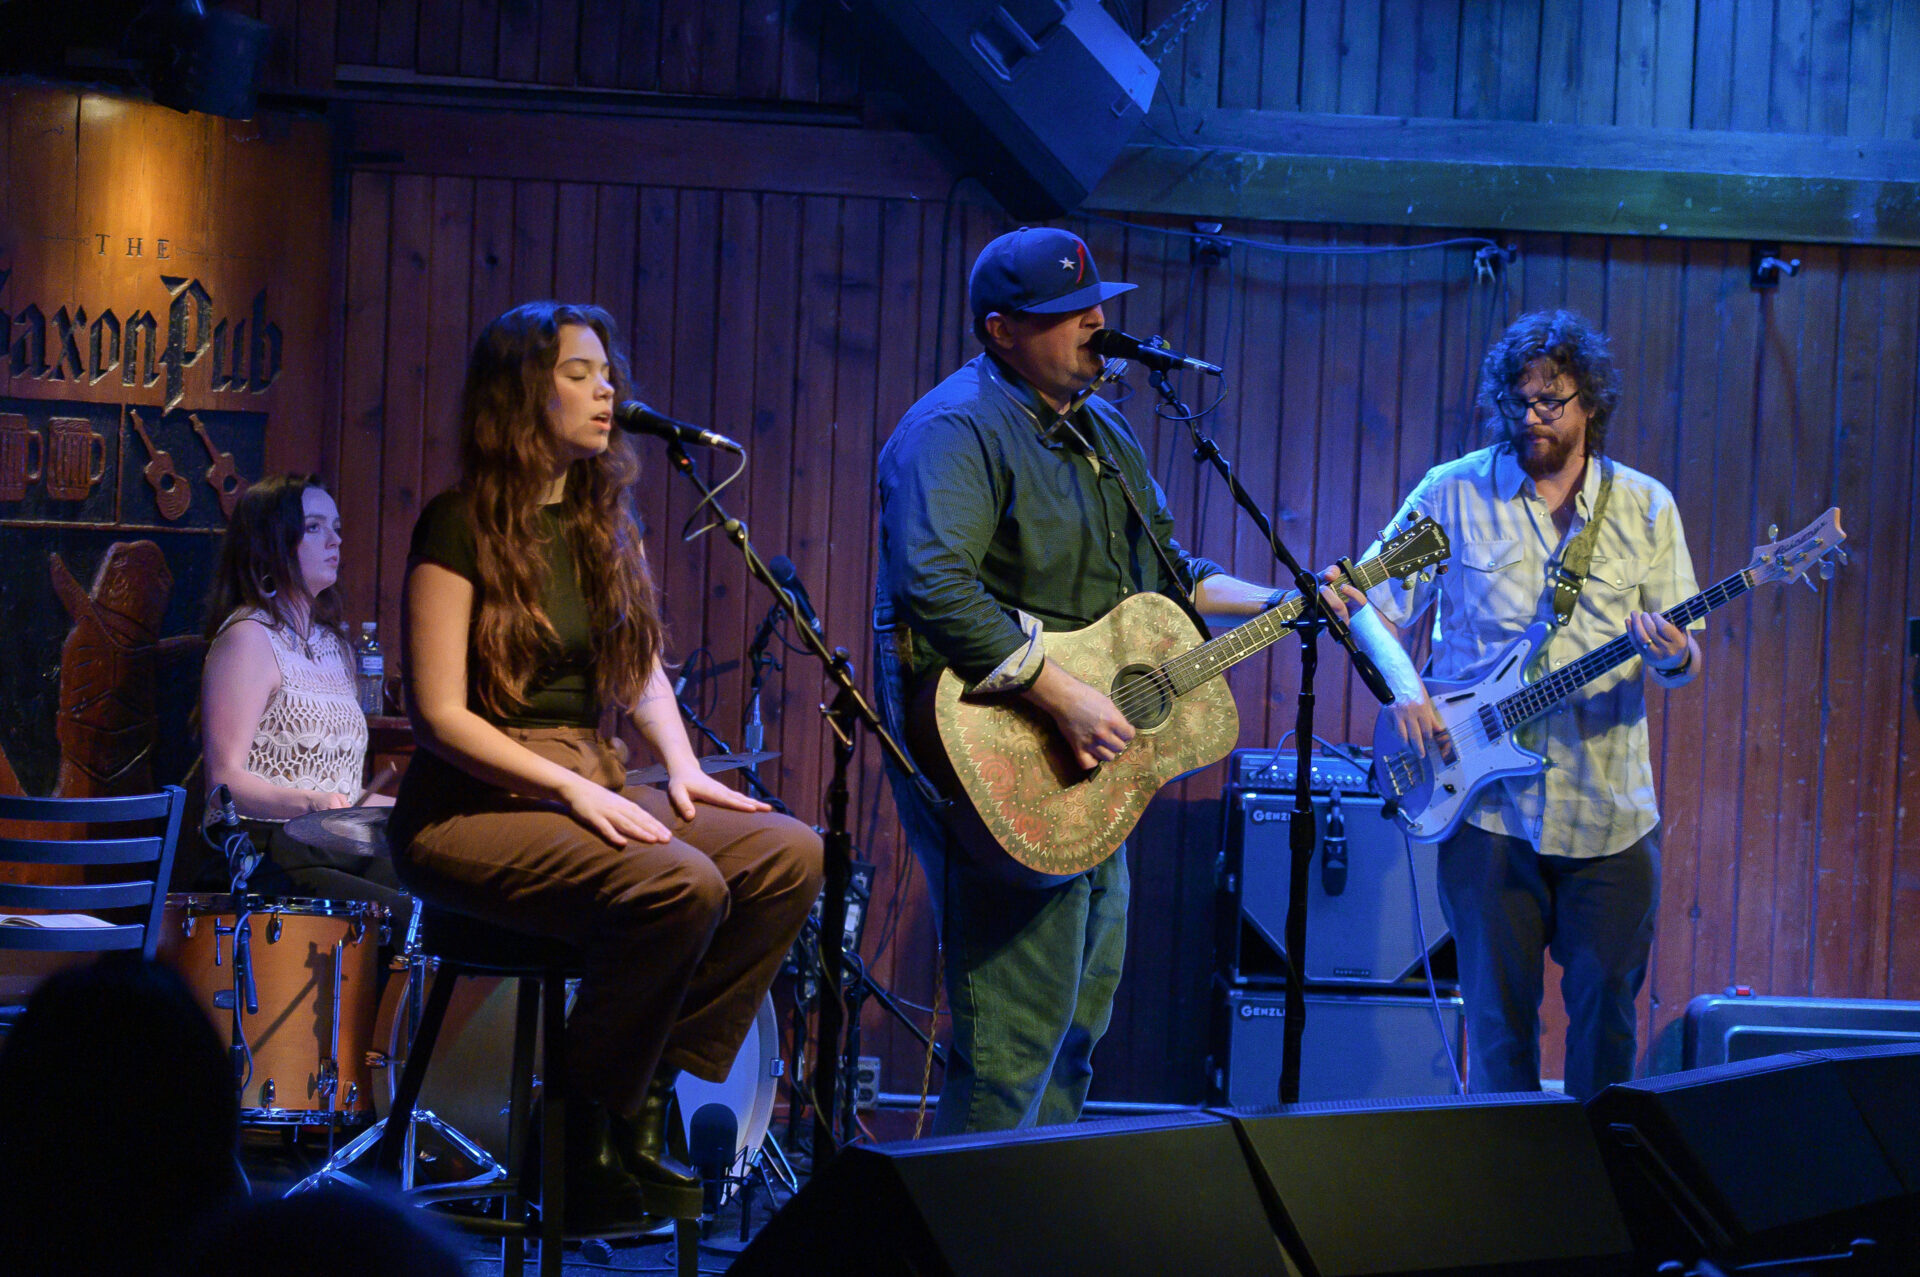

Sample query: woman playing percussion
[389,301,821,1232]
[199,473,406,914]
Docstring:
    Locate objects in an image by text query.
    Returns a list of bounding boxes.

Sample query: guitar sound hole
[1112,664,1172,731]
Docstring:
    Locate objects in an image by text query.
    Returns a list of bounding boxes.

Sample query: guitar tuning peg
[1819,561,1834,580]
[1422,568,1436,583]
[1803,575,1818,592]
[1836,548,1850,564]
[1768,523,1779,540]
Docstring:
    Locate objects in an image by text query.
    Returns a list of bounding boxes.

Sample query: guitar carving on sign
[1374,508,1847,843]
[913,517,1451,888]
[129,410,191,521]
[189,414,247,519]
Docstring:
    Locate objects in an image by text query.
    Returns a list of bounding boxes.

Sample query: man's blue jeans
[886,760,1129,1134]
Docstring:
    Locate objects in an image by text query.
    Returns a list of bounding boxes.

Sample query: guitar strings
[1382,570,1756,795]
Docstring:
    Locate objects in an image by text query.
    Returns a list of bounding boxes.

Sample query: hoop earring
[259,573,277,600]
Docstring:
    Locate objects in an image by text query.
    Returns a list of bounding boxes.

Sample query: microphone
[688,1102,738,1217]
[204,783,239,834]
[768,555,823,636]
[1088,329,1223,376]
[614,401,744,453]
[1321,787,1349,898]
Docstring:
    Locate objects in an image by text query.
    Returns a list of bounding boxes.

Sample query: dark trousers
[390,727,822,1116]
[1437,823,1659,1101]
[884,758,1128,1134]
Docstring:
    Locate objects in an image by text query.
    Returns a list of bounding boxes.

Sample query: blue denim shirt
[874,353,1222,695]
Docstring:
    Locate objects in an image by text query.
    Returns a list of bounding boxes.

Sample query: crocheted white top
[219,608,368,816]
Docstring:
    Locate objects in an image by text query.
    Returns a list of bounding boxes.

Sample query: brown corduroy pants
[390,726,823,1116]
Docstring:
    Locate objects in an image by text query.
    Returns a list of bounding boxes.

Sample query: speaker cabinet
[1220,789,1450,986]
[1210,986,1464,1106]
[728,1112,1297,1276]
[1223,1093,1634,1276]
[1587,1049,1920,1266]
[855,0,1158,217]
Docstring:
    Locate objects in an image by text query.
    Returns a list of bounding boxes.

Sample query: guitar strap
[1062,407,1209,636]
[1543,455,1615,629]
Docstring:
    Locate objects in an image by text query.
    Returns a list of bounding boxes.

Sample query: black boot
[611,1070,703,1217]
[542,1094,655,1236]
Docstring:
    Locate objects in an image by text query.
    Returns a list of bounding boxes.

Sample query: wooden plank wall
[240,0,1920,143]
[1157,0,1920,138]
[331,145,1920,1098]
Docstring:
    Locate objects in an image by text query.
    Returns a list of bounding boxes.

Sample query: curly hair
[201,472,346,641]
[1478,309,1621,456]
[457,301,661,718]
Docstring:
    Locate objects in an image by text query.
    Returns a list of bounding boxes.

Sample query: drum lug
[343,1082,359,1108]
[181,914,196,939]
[261,1078,276,1105]
[365,1050,390,1070]
[267,913,284,943]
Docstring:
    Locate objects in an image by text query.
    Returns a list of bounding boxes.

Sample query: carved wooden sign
[0,83,330,803]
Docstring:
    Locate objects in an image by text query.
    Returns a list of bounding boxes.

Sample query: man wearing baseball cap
[873,227,1295,1134]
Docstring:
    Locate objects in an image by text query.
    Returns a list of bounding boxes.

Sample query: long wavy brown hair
[458,301,660,717]
[201,473,347,641]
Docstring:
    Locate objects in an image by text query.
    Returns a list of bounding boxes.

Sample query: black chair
[371,906,699,1277]
[0,786,188,1024]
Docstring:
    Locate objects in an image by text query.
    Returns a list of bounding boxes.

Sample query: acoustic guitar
[912,517,1451,888]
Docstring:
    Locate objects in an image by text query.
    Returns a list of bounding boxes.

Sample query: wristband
[1654,648,1692,678]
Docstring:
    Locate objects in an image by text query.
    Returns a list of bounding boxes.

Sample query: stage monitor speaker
[1221,788,1450,986]
[1223,1093,1634,1276]
[1681,992,1920,1067]
[1586,1049,1919,1266]
[727,1111,1298,1276]
[1210,986,1464,1106]
[855,0,1158,217]
[1801,1043,1920,1192]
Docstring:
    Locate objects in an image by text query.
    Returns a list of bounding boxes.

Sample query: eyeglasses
[1494,392,1577,422]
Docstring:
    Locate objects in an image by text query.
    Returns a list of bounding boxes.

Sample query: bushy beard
[1510,425,1580,479]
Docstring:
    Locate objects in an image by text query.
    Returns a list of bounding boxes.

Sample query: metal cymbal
[625,749,779,787]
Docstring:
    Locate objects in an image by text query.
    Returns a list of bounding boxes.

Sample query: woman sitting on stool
[199,473,404,916]
[388,301,822,1232]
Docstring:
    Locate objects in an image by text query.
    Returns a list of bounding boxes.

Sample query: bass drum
[372,964,779,1192]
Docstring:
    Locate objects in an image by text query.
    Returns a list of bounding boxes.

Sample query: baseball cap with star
[969,226,1135,321]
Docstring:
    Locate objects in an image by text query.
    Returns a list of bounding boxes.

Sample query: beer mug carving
[0,415,43,502]
[47,418,107,501]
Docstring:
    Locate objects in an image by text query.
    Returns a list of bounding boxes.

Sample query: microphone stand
[659,437,927,1167]
[1147,367,1395,1105]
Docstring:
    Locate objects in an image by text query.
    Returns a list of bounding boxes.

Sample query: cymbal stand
[288,903,506,1198]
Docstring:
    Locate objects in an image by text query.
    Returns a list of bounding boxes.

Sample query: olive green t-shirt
[410,489,597,727]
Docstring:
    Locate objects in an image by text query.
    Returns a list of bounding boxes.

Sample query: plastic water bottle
[355,621,384,715]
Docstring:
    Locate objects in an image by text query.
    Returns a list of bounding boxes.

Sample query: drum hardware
[290,922,509,1199]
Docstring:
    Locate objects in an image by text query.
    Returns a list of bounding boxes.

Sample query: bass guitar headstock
[1747,508,1847,590]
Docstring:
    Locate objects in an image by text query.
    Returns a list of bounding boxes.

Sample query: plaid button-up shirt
[1364,444,1702,859]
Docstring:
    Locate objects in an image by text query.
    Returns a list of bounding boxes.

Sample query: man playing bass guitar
[1346,309,1703,1101]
